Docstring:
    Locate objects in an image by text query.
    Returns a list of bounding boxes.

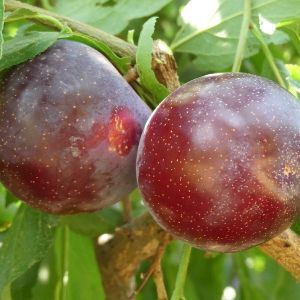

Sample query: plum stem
[232,0,252,72]
[170,243,192,300]
[122,196,132,223]
[250,21,287,89]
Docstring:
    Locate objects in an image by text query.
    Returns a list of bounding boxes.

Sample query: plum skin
[0,40,151,214]
[137,73,300,252]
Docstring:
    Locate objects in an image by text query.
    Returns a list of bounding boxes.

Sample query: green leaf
[11,263,40,300]
[0,205,57,296]
[66,230,105,299]
[0,0,3,59]
[161,242,230,300]
[68,33,131,74]
[0,184,20,232]
[171,0,300,71]
[136,17,169,105]
[52,0,172,34]
[54,226,105,300]
[278,20,300,55]
[0,31,60,71]
[61,207,123,237]
[235,248,300,300]
[291,218,300,235]
[285,64,300,93]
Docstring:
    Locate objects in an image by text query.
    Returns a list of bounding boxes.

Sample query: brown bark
[97,212,300,300]
[259,229,300,282]
[152,40,180,92]
[95,213,171,300]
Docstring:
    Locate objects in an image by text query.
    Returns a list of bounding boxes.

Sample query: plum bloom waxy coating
[137,73,300,252]
[0,40,151,214]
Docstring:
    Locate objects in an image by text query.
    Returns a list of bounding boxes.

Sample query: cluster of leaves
[0,0,300,299]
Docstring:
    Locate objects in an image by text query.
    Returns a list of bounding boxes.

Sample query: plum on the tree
[137,73,300,252]
[0,39,151,214]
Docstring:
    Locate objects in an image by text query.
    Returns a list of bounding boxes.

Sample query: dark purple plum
[137,73,300,252]
[0,40,151,214]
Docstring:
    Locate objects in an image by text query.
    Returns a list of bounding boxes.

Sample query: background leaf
[11,263,41,300]
[61,228,105,300]
[136,17,169,105]
[29,226,105,300]
[61,207,123,237]
[0,205,57,296]
[171,0,300,71]
[51,0,172,34]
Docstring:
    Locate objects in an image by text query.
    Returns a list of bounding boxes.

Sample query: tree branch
[95,213,172,300]
[97,212,300,300]
[4,0,136,59]
[130,241,168,300]
[259,229,300,281]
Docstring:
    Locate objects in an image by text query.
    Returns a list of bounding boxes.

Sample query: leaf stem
[55,226,69,300]
[33,14,67,31]
[234,254,251,300]
[61,225,69,300]
[250,20,287,88]
[232,0,252,72]
[170,243,192,300]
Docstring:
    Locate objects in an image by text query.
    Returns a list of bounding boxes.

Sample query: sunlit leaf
[171,0,300,71]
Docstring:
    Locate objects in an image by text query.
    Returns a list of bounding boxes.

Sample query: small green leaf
[61,207,123,237]
[285,64,300,94]
[0,31,59,71]
[0,205,57,296]
[136,17,169,105]
[291,219,300,235]
[11,263,40,300]
[278,20,300,55]
[0,184,20,232]
[68,33,131,74]
[0,0,3,59]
